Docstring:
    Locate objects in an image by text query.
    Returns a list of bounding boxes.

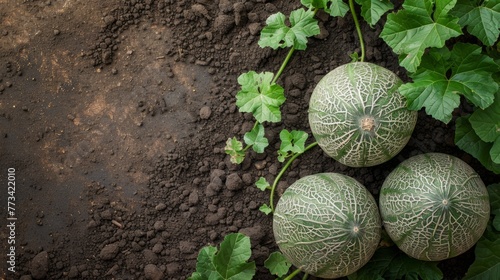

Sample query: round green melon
[273,173,381,278]
[308,62,417,167]
[379,153,490,261]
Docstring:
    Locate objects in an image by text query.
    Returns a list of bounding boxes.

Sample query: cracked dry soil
[1,0,499,279]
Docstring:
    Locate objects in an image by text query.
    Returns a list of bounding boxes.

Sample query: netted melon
[379,153,490,261]
[273,173,381,278]
[308,62,417,167]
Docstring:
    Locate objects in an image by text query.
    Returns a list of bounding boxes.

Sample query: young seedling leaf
[278,129,309,162]
[255,177,271,191]
[452,0,500,46]
[399,43,499,123]
[236,71,286,123]
[225,137,245,164]
[380,0,462,72]
[213,233,256,279]
[348,246,443,280]
[349,51,360,62]
[469,91,500,142]
[277,150,287,163]
[259,204,273,215]
[244,124,269,153]
[259,8,320,50]
[355,0,394,26]
[264,251,292,277]
[280,130,308,153]
[455,116,500,174]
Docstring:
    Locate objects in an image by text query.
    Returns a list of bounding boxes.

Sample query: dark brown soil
[1,0,498,279]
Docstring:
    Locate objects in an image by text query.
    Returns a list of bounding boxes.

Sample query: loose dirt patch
[1,0,498,279]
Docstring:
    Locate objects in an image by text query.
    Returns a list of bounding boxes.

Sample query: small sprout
[259,204,273,215]
[278,129,308,162]
[256,177,271,191]
[244,124,269,153]
[225,137,245,164]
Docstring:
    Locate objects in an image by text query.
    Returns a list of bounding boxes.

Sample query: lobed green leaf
[380,0,462,72]
[469,91,500,143]
[279,129,308,153]
[400,43,499,123]
[463,224,500,280]
[259,8,320,50]
[455,116,500,174]
[355,0,394,26]
[225,137,245,164]
[259,204,273,215]
[328,0,350,16]
[236,71,286,123]
[255,177,270,191]
[464,184,500,280]
[244,124,269,153]
[452,0,500,46]
[278,129,308,162]
[264,251,292,277]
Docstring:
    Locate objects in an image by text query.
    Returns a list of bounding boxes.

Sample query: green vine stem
[269,141,319,212]
[349,0,365,62]
[283,268,303,280]
[272,47,296,84]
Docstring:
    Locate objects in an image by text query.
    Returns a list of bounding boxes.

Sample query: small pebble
[199,106,212,119]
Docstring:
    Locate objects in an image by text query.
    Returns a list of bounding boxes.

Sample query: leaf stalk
[349,0,365,62]
[269,142,318,212]
[272,47,296,84]
[283,268,303,280]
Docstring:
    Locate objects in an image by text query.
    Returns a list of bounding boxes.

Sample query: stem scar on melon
[360,116,376,132]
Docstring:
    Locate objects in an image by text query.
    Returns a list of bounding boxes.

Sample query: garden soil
[1,0,499,279]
